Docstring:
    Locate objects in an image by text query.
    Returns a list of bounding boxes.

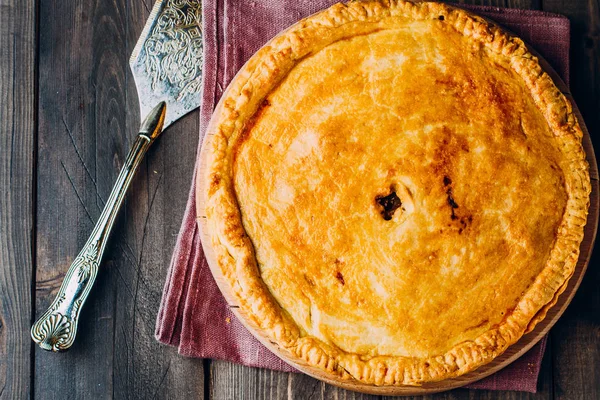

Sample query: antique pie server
[31,0,203,351]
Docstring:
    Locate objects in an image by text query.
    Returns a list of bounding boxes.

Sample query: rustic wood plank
[0,0,37,397]
[110,0,205,398]
[34,0,126,396]
[295,373,379,400]
[211,361,289,400]
[540,2,600,399]
[111,105,206,400]
[33,0,204,398]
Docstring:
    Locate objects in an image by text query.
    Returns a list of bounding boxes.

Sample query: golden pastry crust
[202,0,591,385]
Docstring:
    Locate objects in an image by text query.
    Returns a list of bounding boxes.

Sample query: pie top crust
[201,0,591,385]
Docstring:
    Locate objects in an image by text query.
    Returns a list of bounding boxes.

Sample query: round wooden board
[194,22,599,396]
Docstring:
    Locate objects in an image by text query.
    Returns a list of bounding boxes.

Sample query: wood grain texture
[541,1,600,399]
[33,0,203,398]
[114,0,205,397]
[35,0,125,395]
[0,0,37,397]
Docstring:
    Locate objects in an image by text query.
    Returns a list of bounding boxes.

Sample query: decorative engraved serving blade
[130,0,203,129]
[32,0,203,352]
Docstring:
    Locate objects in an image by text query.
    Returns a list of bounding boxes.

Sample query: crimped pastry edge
[201,0,591,386]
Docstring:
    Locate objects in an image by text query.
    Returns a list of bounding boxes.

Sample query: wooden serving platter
[195,37,599,396]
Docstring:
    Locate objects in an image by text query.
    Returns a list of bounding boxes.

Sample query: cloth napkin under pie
[156,1,570,392]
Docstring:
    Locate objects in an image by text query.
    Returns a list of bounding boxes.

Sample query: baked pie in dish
[200,0,591,386]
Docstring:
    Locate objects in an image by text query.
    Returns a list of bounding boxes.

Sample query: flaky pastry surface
[202,0,591,385]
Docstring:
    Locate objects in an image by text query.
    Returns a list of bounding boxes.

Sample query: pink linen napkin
[156,1,570,392]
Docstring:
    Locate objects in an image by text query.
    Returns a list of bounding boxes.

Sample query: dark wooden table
[1,0,598,398]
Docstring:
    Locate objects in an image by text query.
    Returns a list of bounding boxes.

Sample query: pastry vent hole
[376,191,402,221]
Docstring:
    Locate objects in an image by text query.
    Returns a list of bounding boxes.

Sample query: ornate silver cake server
[31,0,203,352]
